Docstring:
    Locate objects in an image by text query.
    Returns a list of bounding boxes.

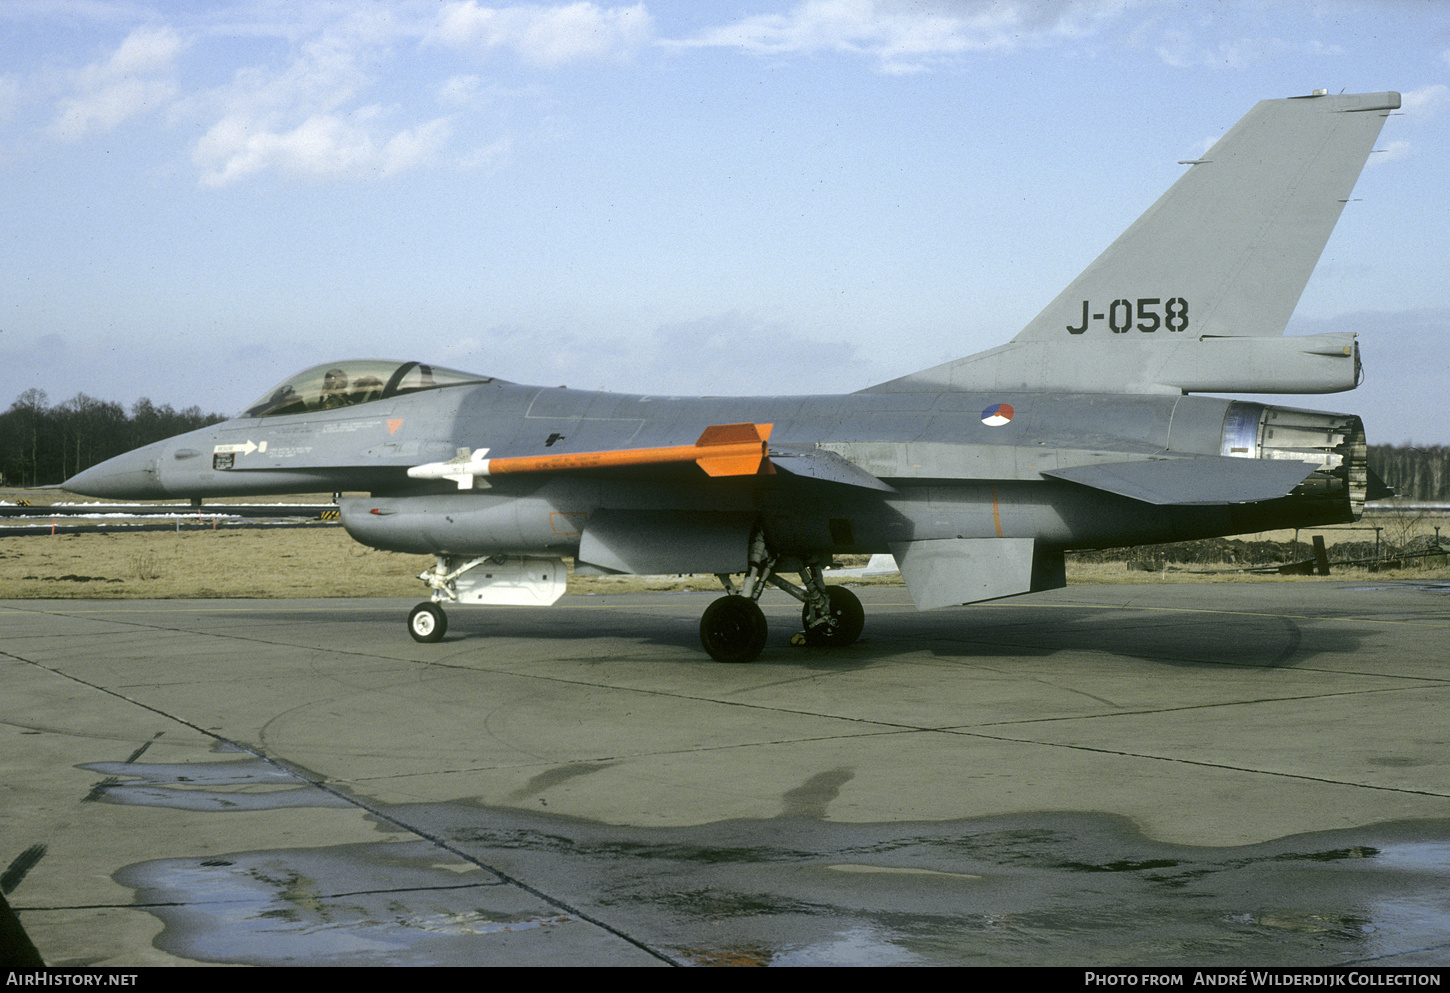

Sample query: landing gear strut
[697,531,865,663]
[800,585,864,647]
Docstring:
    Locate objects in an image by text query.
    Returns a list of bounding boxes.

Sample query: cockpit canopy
[242,360,494,418]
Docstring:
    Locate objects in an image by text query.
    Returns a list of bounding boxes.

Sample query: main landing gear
[699,595,769,664]
[699,533,864,664]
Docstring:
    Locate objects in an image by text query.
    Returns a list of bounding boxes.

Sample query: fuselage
[63,367,1366,565]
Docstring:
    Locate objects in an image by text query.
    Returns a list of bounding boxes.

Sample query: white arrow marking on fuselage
[212,441,259,456]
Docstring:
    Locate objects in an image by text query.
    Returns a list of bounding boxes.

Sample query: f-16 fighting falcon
[65,90,1400,663]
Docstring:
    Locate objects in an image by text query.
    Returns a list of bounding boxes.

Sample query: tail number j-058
[1067,298,1188,334]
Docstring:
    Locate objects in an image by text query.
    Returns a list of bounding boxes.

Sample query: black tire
[699,595,768,663]
[408,601,447,643]
[801,586,864,647]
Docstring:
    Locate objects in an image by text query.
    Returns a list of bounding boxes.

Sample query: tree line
[1367,444,1450,503]
[1,389,226,488]
[2,388,1448,500]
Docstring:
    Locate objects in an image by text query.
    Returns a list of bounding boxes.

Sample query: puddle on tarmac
[94,752,1450,966]
[81,756,351,811]
[113,842,576,967]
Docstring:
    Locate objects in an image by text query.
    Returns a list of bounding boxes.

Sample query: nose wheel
[408,601,447,642]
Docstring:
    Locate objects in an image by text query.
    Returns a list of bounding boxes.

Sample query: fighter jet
[64,90,1399,663]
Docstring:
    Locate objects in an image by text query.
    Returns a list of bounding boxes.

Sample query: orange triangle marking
[388,419,404,435]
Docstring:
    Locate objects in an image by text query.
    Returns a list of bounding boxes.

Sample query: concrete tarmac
[3,582,1449,967]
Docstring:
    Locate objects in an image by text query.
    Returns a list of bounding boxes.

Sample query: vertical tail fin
[1013,90,1399,344]
[869,91,1399,395]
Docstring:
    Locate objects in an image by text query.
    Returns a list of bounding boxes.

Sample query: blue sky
[2,0,1446,443]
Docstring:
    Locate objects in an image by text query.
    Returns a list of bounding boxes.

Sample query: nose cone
[63,447,168,499]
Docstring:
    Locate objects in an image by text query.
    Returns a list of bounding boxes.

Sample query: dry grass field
[2,490,1445,599]
[0,527,429,599]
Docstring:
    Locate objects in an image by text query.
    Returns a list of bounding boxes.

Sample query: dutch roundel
[981,402,1015,427]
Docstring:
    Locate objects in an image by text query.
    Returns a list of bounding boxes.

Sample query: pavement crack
[958,729,1450,799]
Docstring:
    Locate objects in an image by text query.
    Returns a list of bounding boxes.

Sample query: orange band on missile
[485,422,774,478]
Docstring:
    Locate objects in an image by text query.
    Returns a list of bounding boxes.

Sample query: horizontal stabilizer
[1045,456,1319,506]
[408,422,774,488]
[1367,466,1395,501]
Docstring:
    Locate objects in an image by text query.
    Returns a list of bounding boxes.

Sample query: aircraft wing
[1043,456,1320,506]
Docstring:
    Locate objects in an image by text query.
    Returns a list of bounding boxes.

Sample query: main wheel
[801,586,864,647]
[408,601,447,643]
[699,595,769,664]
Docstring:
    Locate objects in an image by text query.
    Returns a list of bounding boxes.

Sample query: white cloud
[216,31,371,124]
[672,0,1137,74]
[439,74,484,106]
[1361,86,1448,170]
[456,135,513,171]
[193,110,453,186]
[189,16,455,185]
[1153,29,1341,71]
[1400,84,1448,119]
[377,116,455,173]
[30,4,653,184]
[189,4,646,185]
[49,25,184,139]
[1370,139,1413,166]
[52,77,173,137]
[431,2,653,67]
[97,24,185,79]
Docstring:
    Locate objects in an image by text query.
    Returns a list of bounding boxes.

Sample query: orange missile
[408,423,774,488]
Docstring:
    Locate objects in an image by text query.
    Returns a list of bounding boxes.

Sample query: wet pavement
[113,801,1450,967]
[3,584,1449,966]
